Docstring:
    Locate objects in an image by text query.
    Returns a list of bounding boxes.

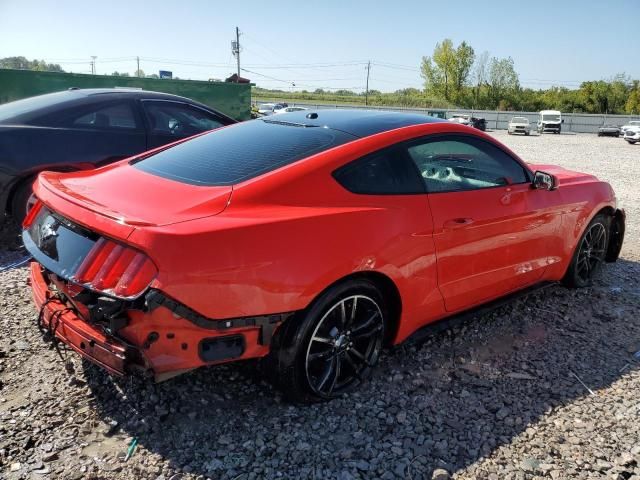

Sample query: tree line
[3,54,639,114]
[419,39,640,114]
[0,57,179,80]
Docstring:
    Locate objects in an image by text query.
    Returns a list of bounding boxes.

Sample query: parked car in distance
[624,126,640,144]
[23,110,625,402]
[508,116,531,135]
[0,88,236,223]
[274,106,308,114]
[597,124,621,137]
[537,110,563,134]
[448,114,486,131]
[448,114,471,126]
[257,103,288,116]
[471,116,486,131]
[620,120,640,137]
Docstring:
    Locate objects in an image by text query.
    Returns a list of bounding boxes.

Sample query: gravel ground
[0,132,639,480]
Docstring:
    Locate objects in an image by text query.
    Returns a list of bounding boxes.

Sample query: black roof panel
[268,109,446,137]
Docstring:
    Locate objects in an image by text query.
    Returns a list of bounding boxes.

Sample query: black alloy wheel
[563,213,610,288]
[575,222,607,285]
[304,294,384,399]
[269,279,387,403]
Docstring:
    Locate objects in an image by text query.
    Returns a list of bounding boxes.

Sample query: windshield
[258,104,274,111]
[511,117,528,124]
[542,114,561,122]
[630,121,640,126]
[133,119,356,186]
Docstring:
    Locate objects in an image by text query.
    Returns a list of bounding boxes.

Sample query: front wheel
[563,214,610,288]
[627,140,637,144]
[270,279,386,403]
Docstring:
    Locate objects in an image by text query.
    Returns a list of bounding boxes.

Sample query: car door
[404,134,560,312]
[141,100,229,149]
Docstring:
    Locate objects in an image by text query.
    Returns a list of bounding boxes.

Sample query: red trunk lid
[36,163,233,228]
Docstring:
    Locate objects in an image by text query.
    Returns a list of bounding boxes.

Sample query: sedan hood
[37,163,233,227]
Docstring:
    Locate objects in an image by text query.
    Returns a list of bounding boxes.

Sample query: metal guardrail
[256,100,640,134]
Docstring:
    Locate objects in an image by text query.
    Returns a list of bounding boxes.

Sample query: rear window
[133,119,356,186]
[0,91,76,123]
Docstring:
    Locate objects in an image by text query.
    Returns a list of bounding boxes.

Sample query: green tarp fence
[0,69,251,120]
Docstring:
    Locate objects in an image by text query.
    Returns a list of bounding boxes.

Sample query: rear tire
[562,213,610,288]
[11,179,36,225]
[269,279,387,403]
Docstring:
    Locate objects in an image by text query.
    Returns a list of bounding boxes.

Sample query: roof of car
[66,88,196,101]
[265,109,446,137]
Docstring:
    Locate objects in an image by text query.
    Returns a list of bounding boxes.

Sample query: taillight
[22,199,44,228]
[73,238,157,299]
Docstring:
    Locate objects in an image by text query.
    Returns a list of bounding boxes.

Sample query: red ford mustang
[23,110,625,402]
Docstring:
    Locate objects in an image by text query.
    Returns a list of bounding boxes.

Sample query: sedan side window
[143,102,225,136]
[406,136,529,193]
[73,103,137,129]
[333,148,424,195]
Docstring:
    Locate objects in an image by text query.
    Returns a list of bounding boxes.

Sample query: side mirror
[533,170,558,191]
[562,119,565,123]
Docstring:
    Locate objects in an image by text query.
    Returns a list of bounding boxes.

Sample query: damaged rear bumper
[29,261,130,375]
[29,262,296,381]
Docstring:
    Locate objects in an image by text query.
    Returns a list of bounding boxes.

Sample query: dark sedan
[597,124,621,137]
[0,88,236,222]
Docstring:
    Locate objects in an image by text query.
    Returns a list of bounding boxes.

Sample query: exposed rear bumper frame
[29,262,132,376]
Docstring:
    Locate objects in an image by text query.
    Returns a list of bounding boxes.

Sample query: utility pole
[136,56,140,77]
[231,27,241,82]
[365,61,371,106]
[90,56,97,75]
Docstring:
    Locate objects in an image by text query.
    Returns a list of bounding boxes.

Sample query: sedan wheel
[305,295,384,398]
[11,180,37,225]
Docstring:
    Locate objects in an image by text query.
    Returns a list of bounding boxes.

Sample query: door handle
[443,218,474,229]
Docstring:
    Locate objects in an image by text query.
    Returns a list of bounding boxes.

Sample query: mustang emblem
[36,216,60,261]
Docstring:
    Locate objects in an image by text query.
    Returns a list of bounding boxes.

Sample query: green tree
[626,81,640,114]
[487,57,519,107]
[421,39,455,100]
[421,39,474,102]
[0,56,64,72]
[452,41,475,101]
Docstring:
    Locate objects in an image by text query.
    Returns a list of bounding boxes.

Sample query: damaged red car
[23,110,625,402]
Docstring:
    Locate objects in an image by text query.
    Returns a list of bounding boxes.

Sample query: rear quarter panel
[126,125,475,343]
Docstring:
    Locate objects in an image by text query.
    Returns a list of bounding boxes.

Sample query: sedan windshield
[511,117,528,124]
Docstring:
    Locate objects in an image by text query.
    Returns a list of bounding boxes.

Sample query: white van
[537,110,563,134]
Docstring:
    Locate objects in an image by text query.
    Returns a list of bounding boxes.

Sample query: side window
[143,102,225,136]
[333,148,424,195]
[406,136,528,193]
[73,103,137,129]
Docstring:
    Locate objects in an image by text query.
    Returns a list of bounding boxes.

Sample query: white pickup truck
[537,110,563,134]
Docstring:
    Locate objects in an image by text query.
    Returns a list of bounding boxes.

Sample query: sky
[0,0,637,93]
